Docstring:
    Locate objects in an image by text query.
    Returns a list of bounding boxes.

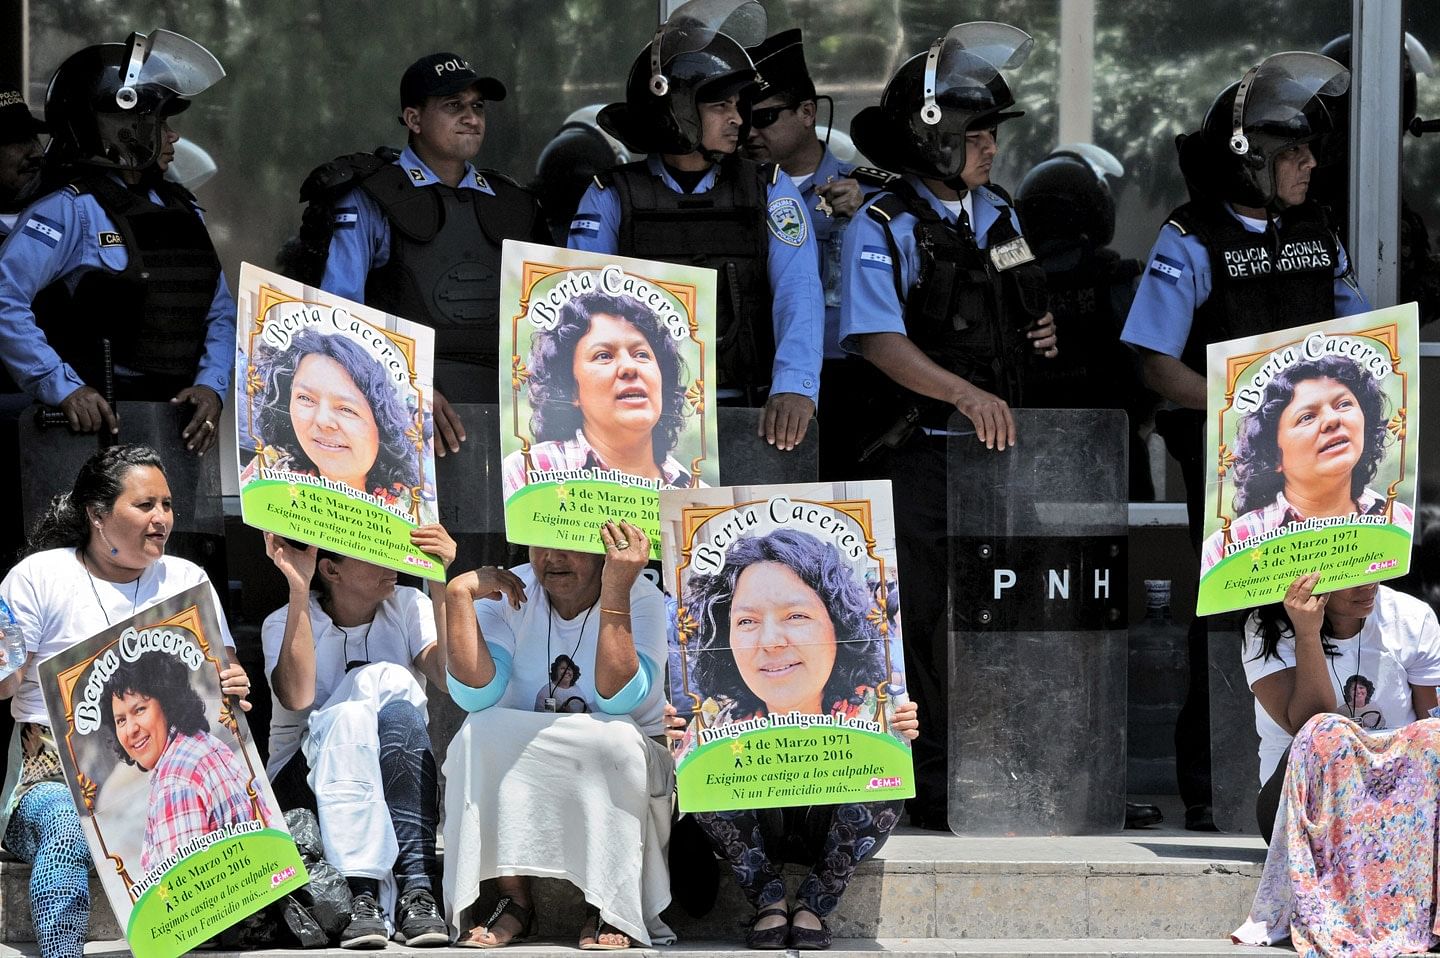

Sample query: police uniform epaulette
[476,168,525,191]
[1165,216,1190,236]
[849,166,898,187]
[766,162,781,186]
[299,150,393,203]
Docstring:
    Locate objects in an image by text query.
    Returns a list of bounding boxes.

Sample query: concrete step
[0,938,1264,957]
[0,818,1267,947]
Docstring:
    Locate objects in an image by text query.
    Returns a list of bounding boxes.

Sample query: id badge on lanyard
[989,236,1036,271]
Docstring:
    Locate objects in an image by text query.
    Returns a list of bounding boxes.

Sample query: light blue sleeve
[1118,226,1210,359]
[0,191,91,406]
[763,175,823,399]
[319,187,389,303]
[837,199,912,352]
[1333,242,1371,316]
[567,182,621,254]
[194,270,236,395]
[595,652,659,715]
[446,643,513,713]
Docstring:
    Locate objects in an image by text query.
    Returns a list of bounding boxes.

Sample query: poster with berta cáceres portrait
[37,584,307,958]
[235,263,443,581]
[1198,303,1420,616]
[660,481,914,813]
[500,240,718,558]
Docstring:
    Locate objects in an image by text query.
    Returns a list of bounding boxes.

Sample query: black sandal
[458,896,534,949]
[745,903,790,950]
[579,906,632,950]
[788,903,832,950]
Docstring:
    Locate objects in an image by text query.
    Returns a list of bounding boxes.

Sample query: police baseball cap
[400,53,506,108]
[0,89,46,144]
[749,29,816,102]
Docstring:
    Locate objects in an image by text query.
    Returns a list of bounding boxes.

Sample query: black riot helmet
[1317,33,1433,137]
[1182,52,1348,210]
[851,21,1032,183]
[534,105,634,239]
[1016,144,1124,254]
[597,0,766,156]
[44,29,224,171]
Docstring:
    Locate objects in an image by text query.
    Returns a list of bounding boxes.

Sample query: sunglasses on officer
[750,102,799,130]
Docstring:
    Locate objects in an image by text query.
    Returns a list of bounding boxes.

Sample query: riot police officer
[307,52,548,449]
[1016,145,1155,500]
[569,0,824,452]
[0,30,232,453]
[532,105,633,244]
[0,90,45,242]
[1119,52,1368,831]
[840,22,1057,828]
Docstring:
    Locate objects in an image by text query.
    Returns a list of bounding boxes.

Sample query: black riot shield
[717,405,818,485]
[946,408,1128,834]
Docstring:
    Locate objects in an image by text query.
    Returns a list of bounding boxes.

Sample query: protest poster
[500,240,718,558]
[1197,303,1419,615]
[235,263,443,581]
[38,584,305,958]
[660,480,914,813]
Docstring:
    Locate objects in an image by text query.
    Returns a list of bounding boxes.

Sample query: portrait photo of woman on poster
[502,289,697,497]
[99,648,274,878]
[1201,354,1414,573]
[682,528,903,736]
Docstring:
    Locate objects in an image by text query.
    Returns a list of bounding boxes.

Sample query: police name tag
[990,236,1035,271]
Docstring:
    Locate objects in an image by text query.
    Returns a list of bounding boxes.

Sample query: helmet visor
[650,0,765,96]
[117,29,225,110]
[1233,52,1348,147]
[922,21,1034,127]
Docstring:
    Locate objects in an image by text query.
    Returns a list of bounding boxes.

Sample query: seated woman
[443,520,671,949]
[0,445,253,958]
[1235,572,1440,953]
[1242,571,1440,843]
[673,529,919,950]
[260,526,454,949]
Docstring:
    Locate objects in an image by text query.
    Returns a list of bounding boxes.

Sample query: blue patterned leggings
[3,782,90,958]
[694,800,904,917]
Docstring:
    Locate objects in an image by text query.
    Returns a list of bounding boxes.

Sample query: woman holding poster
[1201,354,1413,573]
[502,289,697,497]
[675,529,919,950]
[0,446,252,958]
[247,327,428,506]
[100,649,273,877]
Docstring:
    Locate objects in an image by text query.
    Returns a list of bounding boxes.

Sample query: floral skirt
[1233,713,1440,957]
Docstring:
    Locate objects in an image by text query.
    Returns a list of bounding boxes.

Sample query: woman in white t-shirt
[0,445,251,958]
[1242,572,1440,842]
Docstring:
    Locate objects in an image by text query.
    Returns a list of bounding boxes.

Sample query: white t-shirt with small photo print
[1,548,235,724]
[1242,585,1440,783]
[261,586,437,776]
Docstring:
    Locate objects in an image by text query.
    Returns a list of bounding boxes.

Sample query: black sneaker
[340,892,389,950]
[395,887,449,947]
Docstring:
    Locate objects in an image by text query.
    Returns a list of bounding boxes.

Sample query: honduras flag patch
[1148,253,1183,285]
[22,213,63,248]
[569,213,601,238]
[860,245,893,270]
[333,207,359,229]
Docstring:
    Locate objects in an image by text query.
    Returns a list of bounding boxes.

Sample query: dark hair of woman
[1231,355,1391,516]
[1247,603,1344,665]
[550,654,582,685]
[687,528,889,717]
[1343,673,1375,700]
[99,649,210,767]
[27,445,167,556]
[526,290,690,456]
[253,327,422,491]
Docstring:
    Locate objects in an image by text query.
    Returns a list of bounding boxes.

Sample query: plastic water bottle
[0,598,27,682]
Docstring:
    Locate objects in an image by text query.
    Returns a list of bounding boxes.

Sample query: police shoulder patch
[766,196,808,247]
[97,231,124,248]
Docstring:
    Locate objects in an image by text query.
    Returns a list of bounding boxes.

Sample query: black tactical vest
[1169,200,1339,375]
[33,174,220,393]
[605,157,774,391]
[360,164,542,401]
[869,181,1049,419]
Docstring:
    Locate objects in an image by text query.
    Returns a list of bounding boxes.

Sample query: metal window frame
[1349,0,1404,308]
